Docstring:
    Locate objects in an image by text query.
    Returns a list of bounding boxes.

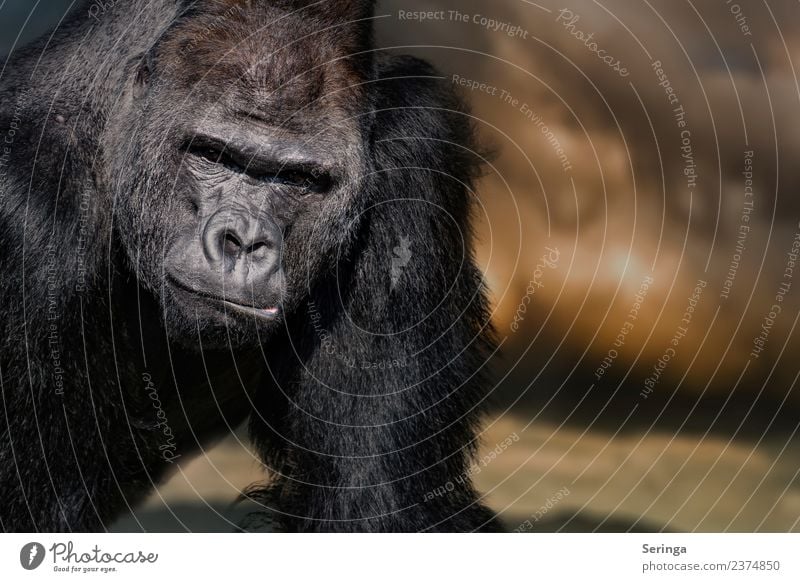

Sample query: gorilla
[0,0,501,532]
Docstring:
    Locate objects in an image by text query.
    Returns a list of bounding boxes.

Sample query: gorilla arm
[248,55,502,532]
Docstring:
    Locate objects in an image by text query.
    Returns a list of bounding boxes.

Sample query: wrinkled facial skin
[106,5,372,346]
[164,117,344,331]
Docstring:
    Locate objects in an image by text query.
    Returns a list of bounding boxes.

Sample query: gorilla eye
[189,144,245,173]
[197,146,223,162]
[269,168,331,193]
[185,140,331,194]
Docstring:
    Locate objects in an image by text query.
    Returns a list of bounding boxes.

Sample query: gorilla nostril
[247,240,272,260]
[222,233,242,257]
[202,210,281,271]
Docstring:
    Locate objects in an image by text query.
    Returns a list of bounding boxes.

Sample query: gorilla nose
[202,209,282,284]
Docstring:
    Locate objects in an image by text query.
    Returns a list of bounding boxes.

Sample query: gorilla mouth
[220,300,280,321]
[166,276,281,322]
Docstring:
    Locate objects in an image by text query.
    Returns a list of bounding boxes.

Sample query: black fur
[0,0,501,532]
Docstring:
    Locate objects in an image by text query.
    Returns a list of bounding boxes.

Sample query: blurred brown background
[368,0,800,532]
[4,0,799,532]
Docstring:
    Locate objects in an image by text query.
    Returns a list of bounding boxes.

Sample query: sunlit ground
[113,410,800,532]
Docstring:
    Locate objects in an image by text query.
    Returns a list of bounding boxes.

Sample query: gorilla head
[0,0,501,533]
[105,1,374,344]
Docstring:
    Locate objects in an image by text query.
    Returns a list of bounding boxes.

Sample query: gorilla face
[164,116,343,330]
[105,4,373,345]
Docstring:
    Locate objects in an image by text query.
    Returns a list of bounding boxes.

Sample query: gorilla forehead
[157,1,371,123]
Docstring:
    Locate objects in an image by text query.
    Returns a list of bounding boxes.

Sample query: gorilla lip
[166,276,280,321]
[221,300,280,321]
